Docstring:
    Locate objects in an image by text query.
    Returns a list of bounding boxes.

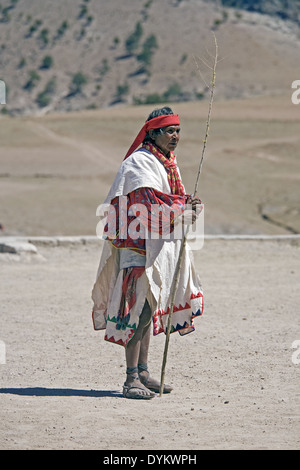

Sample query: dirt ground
[0,94,299,450]
[0,237,299,450]
[1,95,300,237]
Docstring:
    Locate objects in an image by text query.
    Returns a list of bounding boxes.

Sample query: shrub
[136,34,158,70]
[98,58,109,78]
[78,5,88,19]
[133,93,165,105]
[39,28,49,46]
[40,55,53,69]
[0,7,10,23]
[164,82,182,100]
[36,91,51,108]
[143,34,158,51]
[18,57,26,68]
[134,81,190,106]
[195,91,204,100]
[26,19,42,37]
[44,77,56,95]
[136,48,152,68]
[116,82,129,100]
[35,77,56,108]
[24,70,40,91]
[70,72,87,94]
[86,103,97,110]
[56,20,68,39]
[125,22,143,55]
[113,36,120,48]
[180,53,188,64]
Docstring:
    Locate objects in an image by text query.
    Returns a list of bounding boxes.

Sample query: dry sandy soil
[1,94,300,237]
[0,237,299,450]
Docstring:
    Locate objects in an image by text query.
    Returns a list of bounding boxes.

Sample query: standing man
[92,106,203,399]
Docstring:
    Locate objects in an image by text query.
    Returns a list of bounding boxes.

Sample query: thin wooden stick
[159,33,218,397]
[159,226,188,397]
[193,33,218,196]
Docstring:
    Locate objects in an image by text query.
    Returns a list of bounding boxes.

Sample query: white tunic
[91,148,203,347]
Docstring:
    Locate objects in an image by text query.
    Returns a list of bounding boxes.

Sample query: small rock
[0,239,37,254]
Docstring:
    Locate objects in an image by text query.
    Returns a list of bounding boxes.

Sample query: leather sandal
[123,381,155,400]
[138,364,173,394]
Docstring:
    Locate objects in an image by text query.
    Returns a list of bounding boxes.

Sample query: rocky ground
[0,236,299,449]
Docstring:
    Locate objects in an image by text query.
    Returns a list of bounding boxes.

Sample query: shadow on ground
[0,387,122,398]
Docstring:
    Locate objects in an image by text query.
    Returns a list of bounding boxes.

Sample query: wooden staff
[159,34,218,397]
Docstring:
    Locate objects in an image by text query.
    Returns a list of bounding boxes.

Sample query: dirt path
[30,122,112,168]
[0,238,299,450]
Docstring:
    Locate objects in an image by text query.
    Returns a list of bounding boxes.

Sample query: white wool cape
[91,148,203,346]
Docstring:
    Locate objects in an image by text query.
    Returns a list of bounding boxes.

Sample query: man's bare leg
[124,304,154,398]
[137,311,173,394]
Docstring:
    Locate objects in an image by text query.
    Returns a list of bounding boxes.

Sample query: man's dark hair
[143,106,174,144]
[146,106,174,121]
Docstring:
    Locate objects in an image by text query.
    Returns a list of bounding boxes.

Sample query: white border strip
[204,234,300,240]
[1,234,300,247]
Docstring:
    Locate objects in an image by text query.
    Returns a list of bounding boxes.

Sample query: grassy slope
[1,94,299,236]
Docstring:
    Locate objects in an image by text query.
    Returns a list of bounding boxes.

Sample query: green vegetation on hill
[218,0,300,22]
[0,0,299,115]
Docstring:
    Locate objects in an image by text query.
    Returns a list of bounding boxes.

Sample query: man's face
[151,125,181,156]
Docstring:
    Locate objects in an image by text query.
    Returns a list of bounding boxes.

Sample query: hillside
[1,95,300,237]
[0,0,300,115]
[219,0,300,22]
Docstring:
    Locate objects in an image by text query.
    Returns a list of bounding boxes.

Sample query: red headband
[124,114,180,159]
